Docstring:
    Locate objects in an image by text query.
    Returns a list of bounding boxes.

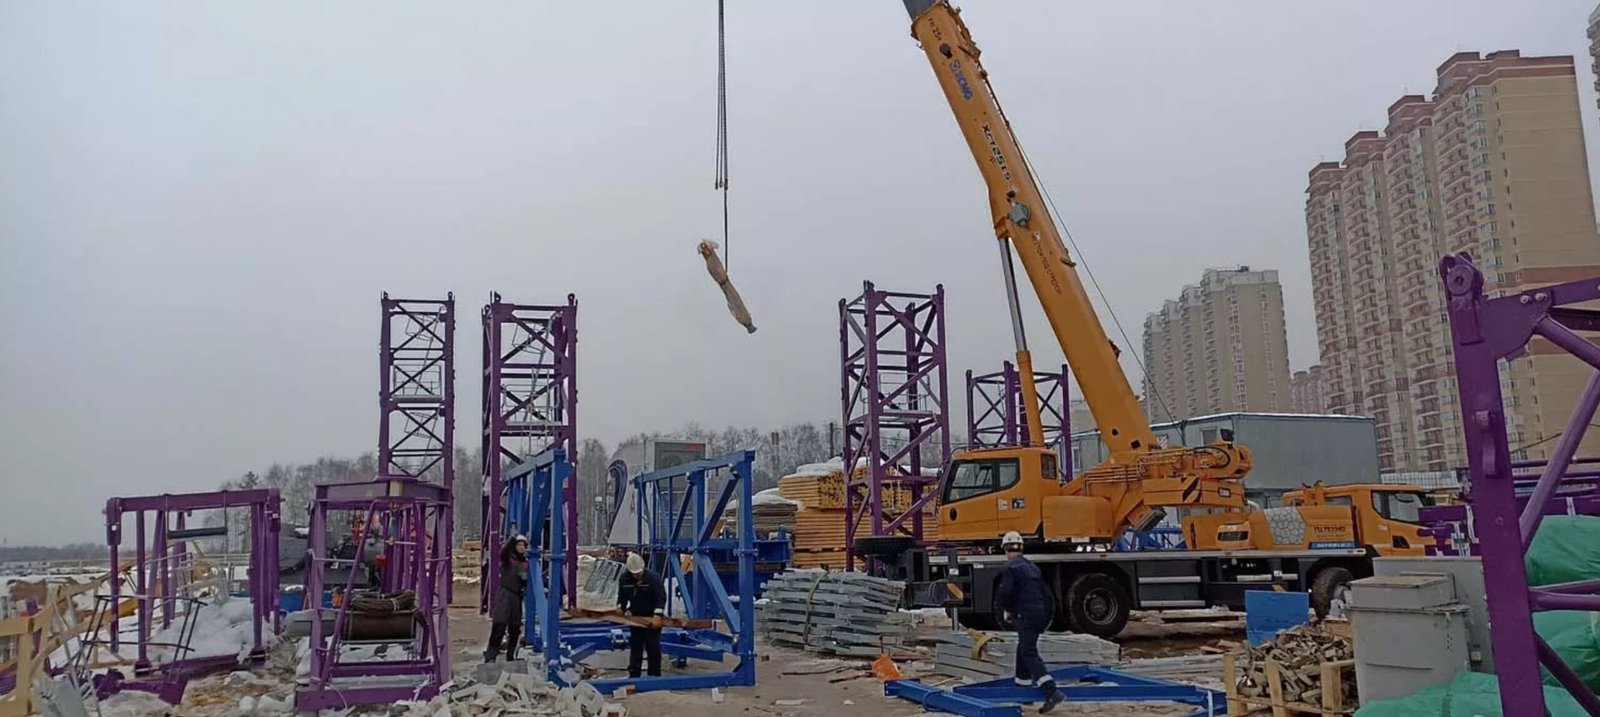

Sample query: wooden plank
[1264,659,1290,717]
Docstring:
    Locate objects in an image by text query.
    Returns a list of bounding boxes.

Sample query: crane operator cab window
[1372,491,1431,524]
[943,458,1022,503]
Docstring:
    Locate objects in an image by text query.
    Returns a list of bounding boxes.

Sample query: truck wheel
[1064,573,1131,638]
[1311,566,1355,619]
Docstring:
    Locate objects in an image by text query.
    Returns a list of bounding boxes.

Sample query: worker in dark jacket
[996,531,1066,713]
[484,535,529,662]
[617,552,667,678]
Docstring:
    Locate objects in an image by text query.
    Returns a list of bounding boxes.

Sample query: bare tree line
[198,421,958,549]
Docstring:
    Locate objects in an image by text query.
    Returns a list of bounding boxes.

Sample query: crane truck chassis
[869,539,1376,638]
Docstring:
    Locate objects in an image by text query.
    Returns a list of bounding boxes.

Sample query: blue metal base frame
[887,666,1225,717]
[555,622,728,664]
[504,449,759,695]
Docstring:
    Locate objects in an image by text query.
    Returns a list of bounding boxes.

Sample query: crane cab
[937,445,1116,544]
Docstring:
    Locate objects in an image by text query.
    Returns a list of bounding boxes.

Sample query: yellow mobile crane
[876,1,1391,634]
[902,0,1249,545]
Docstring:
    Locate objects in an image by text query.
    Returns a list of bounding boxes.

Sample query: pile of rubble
[1232,624,1355,707]
[398,668,625,717]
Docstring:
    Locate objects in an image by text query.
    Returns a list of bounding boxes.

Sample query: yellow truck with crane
[860,0,1437,635]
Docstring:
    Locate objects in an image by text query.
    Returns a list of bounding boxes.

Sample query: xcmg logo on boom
[948,59,974,100]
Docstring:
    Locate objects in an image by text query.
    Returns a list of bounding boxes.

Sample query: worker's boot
[1039,687,1065,714]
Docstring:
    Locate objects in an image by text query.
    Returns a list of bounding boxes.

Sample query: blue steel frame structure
[502,448,758,694]
[887,666,1224,717]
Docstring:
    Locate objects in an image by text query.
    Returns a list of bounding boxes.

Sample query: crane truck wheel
[1311,566,1356,619]
[1063,572,1131,638]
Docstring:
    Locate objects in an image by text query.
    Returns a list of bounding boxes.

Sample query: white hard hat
[1001,531,1024,548]
[625,552,645,574]
[513,534,529,544]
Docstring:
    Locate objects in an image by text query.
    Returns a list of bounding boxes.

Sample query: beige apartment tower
[1142,267,1293,423]
[1306,51,1600,472]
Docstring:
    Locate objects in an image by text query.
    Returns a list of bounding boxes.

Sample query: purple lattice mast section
[966,361,1071,476]
[840,282,952,569]
[379,293,455,601]
[1437,254,1600,715]
[480,293,578,614]
[379,294,456,485]
[296,479,452,711]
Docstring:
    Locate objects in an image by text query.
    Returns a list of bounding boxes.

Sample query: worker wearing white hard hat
[618,552,667,678]
[996,531,1066,712]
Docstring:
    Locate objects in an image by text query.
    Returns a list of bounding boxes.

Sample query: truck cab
[1205,483,1432,556]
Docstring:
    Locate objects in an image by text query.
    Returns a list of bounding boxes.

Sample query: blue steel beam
[890,667,1225,717]
[885,680,1018,717]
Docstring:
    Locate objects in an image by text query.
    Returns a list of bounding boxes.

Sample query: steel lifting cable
[714,0,730,269]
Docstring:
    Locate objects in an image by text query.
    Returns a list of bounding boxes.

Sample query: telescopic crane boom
[902,0,1252,544]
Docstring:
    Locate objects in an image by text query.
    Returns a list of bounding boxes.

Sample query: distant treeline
[0,543,105,562]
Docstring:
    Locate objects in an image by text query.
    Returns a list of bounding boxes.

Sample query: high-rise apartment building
[1306,50,1600,472]
[1290,365,1327,414]
[1589,5,1600,117]
[1141,267,1293,423]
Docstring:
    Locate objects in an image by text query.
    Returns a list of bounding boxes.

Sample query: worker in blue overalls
[997,531,1067,713]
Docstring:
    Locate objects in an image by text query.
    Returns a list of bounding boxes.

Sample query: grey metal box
[1348,603,1473,703]
[1374,556,1493,672]
[1349,573,1457,610]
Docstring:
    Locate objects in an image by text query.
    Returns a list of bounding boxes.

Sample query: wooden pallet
[1223,652,1355,716]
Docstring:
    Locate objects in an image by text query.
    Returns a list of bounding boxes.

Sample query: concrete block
[1349,573,1456,610]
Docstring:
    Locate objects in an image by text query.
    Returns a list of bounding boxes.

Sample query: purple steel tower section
[296,478,452,711]
[379,293,457,484]
[966,361,1072,476]
[378,293,456,600]
[101,489,282,703]
[1439,254,1600,715]
[839,282,952,569]
[480,293,578,613]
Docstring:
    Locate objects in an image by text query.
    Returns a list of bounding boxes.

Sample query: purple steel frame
[379,293,456,600]
[966,361,1071,476]
[103,490,282,678]
[480,293,578,614]
[296,478,452,711]
[839,282,952,569]
[1439,254,1600,715]
[379,293,457,485]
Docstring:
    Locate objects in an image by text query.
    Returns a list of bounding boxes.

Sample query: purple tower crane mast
[839,282,951,570]
[480,293,578,613]
[378,294,457,485]
[966,361,1072,476]
[378,293,456,596]
[1439,254,1600,715]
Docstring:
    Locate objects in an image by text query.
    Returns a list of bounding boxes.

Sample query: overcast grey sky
[3,2,1598,544]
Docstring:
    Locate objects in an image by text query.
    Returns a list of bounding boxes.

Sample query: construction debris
[697,240,756,334]
[1115,654,1226,683]
[1228,623,1356,713]
[758,570,914,657]
[933,630,1120,682]
[396,670,623,717]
